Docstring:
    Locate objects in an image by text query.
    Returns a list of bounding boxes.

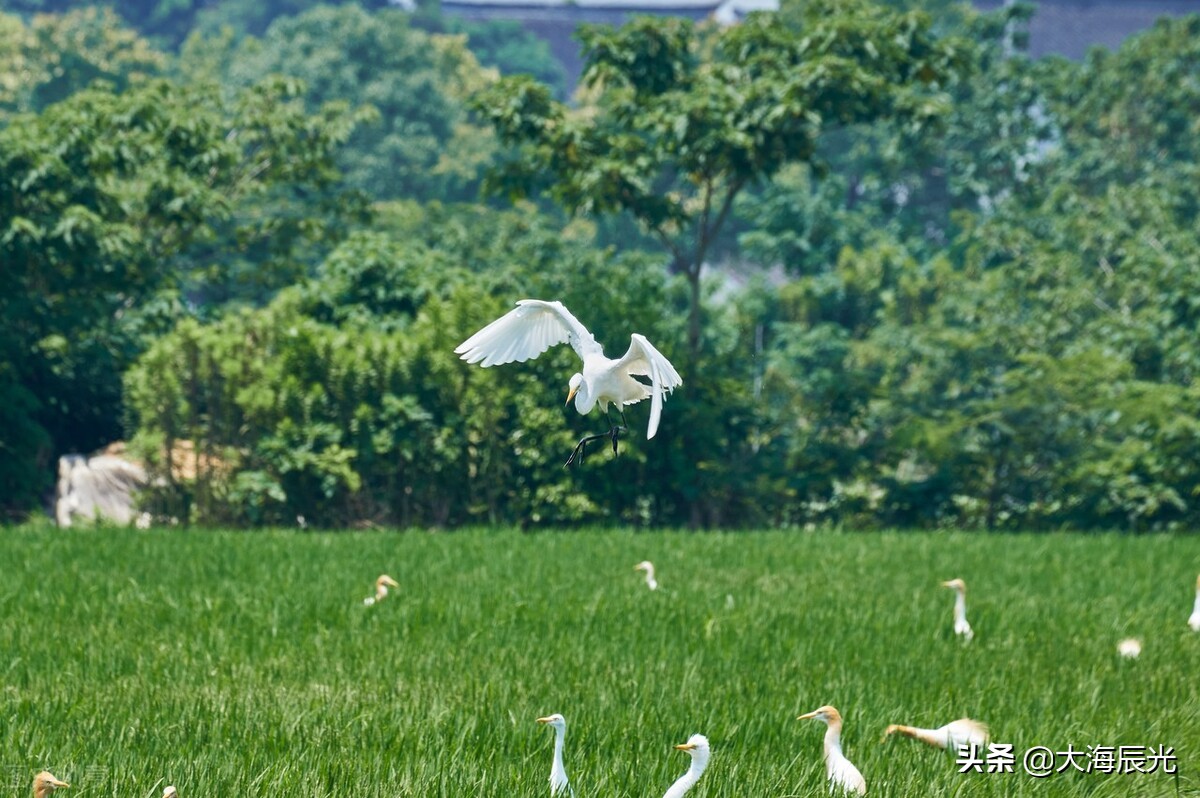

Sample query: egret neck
[663,735,710,798]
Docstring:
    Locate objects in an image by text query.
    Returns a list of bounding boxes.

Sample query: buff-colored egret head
[376,575,399,590]
[941,578,967,592]
[537,713,567,731]
[798,705,843,725]
[33,772,69,798]
[674,734,710,757]
[883,724,903,739]
[162,787,178,798]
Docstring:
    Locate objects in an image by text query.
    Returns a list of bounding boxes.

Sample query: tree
[473,1,968,363]
[218,5,497,202]
[0,7,164,119]
[0,76,365,517]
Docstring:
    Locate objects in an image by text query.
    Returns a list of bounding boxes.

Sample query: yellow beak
[797,710,819,720]
[675,742,696,751]
[52,779,70,788]
[536,716,552,724]
[566,386,578,406]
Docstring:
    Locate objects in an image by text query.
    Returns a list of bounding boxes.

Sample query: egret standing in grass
[1189,574,1200,631]
[536,714,575,797]
[663,734,710,798]
[455,300,682,466]
[884,718,988,751]
[798,706,867,796]
[635,560,659,591]
[363,574,400,606]
[941,579,974,641]
[32,773,68,798]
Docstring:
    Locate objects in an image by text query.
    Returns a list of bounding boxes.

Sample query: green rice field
[3,526,1199,797]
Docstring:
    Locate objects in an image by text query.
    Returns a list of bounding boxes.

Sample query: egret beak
[51,778,70,788]
[566,386,578,406]
[797,710,820,721]
[940,580,954,587]
[675,742,697,751]
[536,716,552,724]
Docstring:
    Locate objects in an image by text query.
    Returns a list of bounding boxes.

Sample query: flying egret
[797,706,867,796]
[635,560,659,591]
[32,772,69,798]
[941,579,974,641]
[163,788,178,798]
[1117,638,1142,658]
[884,718,989,751]
[1189,574,1200,631]
[663,734,710,798]
[536,714,575,797]
[455,300,682,466]
[363,574,400,607]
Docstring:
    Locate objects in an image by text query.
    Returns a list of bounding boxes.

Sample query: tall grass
[2,526,1197,797]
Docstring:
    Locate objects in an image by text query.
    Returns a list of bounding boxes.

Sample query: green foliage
[475,4,967,359]
[127,206,681,527]
[0,7,164,118]
[0,76,366,517]
[217,5,496,201]
[5,526,1200,795]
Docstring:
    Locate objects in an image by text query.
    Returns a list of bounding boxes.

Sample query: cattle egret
[884,718,989,751]
[797,706,867,796]
[1117,638,1142,658]
[1189,574,1200,632]
[635,561,659,591]
[536,714,575,797]
[363,574,400,606]
[941,579,974,641]
[32,772,69,798]
[455,300,682,465]
[163,788,178,798]
[663,734,710,798]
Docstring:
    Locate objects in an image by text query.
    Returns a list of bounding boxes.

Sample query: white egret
[635,560,659,591]
[455,300,682,466]
[884,718,989,751]
[32,772,69,798]
[941,578,974,641]
[1189,574,1200,631]
[1117,638,1142,658]
[536,714,575,797]
[663,734,710,798]
[363,574,400,606]
[797,706,867,796]
[163,788,178,798]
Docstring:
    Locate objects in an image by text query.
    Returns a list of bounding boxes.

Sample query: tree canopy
[3,0,1200,531]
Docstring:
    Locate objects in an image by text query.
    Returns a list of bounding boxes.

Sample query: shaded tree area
[3,1,1200,531]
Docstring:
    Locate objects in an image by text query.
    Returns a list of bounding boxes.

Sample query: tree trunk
[686,264,702,363]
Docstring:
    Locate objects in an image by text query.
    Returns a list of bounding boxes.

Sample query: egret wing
[455,300,599,367]
[617,334,683,438]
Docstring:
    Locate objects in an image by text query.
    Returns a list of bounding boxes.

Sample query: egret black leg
[564,431,612,468]
[604,407,630,455]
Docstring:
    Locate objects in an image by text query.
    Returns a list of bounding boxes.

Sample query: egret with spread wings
[455,300,682,465]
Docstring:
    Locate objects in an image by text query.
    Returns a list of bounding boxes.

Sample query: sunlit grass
[2,526,1198,797]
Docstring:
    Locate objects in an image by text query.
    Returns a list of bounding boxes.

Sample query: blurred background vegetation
[2,0,1199,531]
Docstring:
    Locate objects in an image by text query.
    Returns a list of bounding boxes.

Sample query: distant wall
[974,0,1198,59]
